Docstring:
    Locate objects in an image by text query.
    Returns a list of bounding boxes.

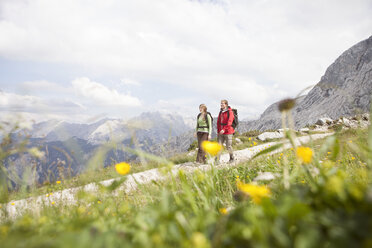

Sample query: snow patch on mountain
[88,119,129,144]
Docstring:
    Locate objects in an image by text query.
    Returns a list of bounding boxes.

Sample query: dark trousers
[196,132,209,163]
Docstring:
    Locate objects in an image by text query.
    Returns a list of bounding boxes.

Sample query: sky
[0,0,371,124]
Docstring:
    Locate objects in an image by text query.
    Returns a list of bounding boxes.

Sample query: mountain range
[5,35,372,187]
[5,112,195,187]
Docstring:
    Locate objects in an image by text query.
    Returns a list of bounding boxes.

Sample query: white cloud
[72,77,141,107]
[0,0,371,119]
[0,90,84,114]
[0,91,44,110]
[120,78,141,86]
[0,78,142,122]
[154,98,198,117]
[19,80,71,94]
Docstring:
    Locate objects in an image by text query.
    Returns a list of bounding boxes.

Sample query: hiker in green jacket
[195,104,213,163]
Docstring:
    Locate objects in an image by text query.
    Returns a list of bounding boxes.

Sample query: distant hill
[6,112,195,186]
[239,35,372,132]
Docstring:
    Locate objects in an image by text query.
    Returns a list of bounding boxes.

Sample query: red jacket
[217,107,235,135]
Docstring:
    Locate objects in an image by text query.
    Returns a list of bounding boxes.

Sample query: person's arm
[223,109,234,132]
[207,114,212,137]
[217,113,221,133]
[195,116,198,137]
[196,117,198,132]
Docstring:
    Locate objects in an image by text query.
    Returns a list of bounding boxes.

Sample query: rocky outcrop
[311,113,370,131]
[239,35,372,132]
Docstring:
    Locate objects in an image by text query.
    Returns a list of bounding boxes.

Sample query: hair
[221,99,229,105]
[199,104,207,120]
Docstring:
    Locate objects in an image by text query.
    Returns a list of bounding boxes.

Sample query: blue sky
[0,0,371,124]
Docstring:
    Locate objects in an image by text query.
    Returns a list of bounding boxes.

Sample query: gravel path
[1,132,333,219]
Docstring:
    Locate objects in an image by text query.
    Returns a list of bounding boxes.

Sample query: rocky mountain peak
[239,35,372,132]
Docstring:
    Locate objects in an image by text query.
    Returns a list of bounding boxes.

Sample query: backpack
[197,112,213,129]
[231,108,239,129]
[221,107,238,129]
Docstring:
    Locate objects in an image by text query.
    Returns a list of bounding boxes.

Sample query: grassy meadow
[0,123,372,247]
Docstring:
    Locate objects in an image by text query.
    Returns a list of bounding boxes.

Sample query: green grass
[3,128,351,202]
[1,127,372,247]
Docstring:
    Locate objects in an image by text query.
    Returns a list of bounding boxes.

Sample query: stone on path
[257,131,284,141]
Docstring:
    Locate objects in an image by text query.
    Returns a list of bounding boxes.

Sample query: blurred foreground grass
[0,126,371,247]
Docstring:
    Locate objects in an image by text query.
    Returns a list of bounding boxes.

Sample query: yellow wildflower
[277,160,281,164]
[219,208,228,215]
[351,157,355,160]
[327,152,331,155]
[56,181,61,184]
[348,140,352,143]
[248,137,252,141]
[51,202,55,205]
[201,141,222,156]
[296,146,313,164]
[253,142,257,146]
[46,194,49,197]
[237,182,271,204]
[49,193,53,196]
[115,162,131,175]
[97,200,102,204]
[11,203,15,206]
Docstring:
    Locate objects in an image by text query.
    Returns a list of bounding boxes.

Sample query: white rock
[316,117,333,126]
[187,150,196,156]
[341,117,351,127]
[235,138,242,144]
[299,128,310,133]
[359,120,370,129]
[257,131,284,141]
[253,172,278,181]
[362,113,370,121]
[277,128,290,133]
[312,125,329,132]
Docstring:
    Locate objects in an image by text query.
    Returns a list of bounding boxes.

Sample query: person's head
[199,104,208,120]
[199,104,207,114]
[220,100,228,110]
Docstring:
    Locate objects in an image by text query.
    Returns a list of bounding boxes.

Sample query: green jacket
[196,114,212,136]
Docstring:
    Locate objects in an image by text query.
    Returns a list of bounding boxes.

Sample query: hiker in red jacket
[217,99,235,163]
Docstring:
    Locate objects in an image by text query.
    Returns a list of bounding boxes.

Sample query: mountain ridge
[239,35,372,132]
